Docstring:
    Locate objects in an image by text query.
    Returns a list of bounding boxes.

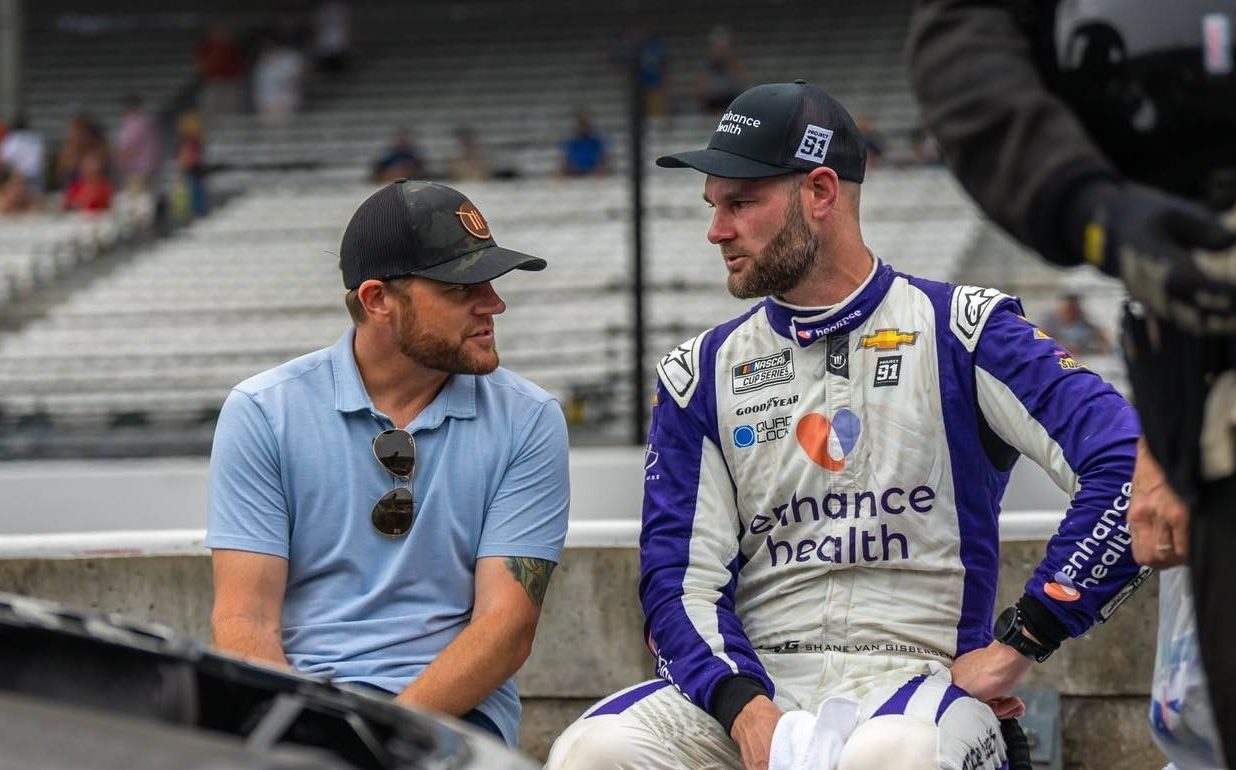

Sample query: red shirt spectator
[63,152,113,212]
[196,23,246,81]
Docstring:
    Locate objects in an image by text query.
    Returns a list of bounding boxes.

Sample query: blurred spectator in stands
[253,38,305,127]
[196,23,247,117]
[559,110,610,177]
[1040,293,1112,356]
[618,26,669,117]
[857,113,887,168]
[639,30,669,117]
[694,26,746,112]
[0,114,46,192]
[265,1,310,49]
[450,127,490,182]
[55,112,107,188]
[372,127,426,184]
[62,151,113,213]
[313,1,351,73]
[911,125,944,167]
[114,95,161,191]
[0,166,42,215]
[173,110,208,220]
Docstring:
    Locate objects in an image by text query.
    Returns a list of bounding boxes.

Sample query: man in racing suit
[545,81,1145,770]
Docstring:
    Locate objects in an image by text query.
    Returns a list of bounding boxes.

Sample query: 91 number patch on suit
[873,355,901,387]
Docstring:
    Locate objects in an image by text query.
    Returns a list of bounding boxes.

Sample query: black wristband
[1016,594,1070,649]
[710,675,770,736]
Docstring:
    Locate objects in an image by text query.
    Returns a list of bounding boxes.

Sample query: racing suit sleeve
[639,377,775,732]
[906,0,1120,263]
[972,299,1145,644]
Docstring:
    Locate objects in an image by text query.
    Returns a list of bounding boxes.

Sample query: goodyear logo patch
[732,349,794,394]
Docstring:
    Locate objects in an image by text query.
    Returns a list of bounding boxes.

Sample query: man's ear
[357,279,399,324]
[802,167,841,221]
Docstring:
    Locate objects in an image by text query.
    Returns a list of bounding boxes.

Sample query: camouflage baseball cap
[339,180,546,290]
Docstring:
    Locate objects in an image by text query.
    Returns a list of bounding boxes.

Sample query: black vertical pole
[629,54,647,445]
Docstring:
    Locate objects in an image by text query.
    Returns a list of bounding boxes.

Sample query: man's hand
[987,695,1026,720]
[729,695,783,770]
[1129,437,1190,567]
[1073,181,1236,335]
[949,641,1032,703]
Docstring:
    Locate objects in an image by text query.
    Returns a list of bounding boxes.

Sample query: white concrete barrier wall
[0,448,1073,555]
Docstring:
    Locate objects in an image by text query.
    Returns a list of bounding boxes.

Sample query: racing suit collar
[764,258,894,346]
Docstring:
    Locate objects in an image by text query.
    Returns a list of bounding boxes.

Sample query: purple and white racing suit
[549,260,1146,770]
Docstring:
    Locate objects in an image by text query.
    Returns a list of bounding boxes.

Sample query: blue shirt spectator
[560,111,609,177]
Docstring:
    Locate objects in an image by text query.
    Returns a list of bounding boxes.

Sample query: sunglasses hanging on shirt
[371,428,416,537]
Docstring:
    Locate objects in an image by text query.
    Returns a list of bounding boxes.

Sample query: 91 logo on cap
[795,124,833,163]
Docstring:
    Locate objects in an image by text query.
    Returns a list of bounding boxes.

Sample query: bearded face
[392,285,501,375]
[725,191,818,299]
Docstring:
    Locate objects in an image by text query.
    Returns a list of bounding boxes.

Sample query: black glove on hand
[1067,180,1236,334]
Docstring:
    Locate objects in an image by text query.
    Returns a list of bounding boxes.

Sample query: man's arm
[908,1,1236,333]
[211,549,289,667]
[206,389,294,666]
[906,0,1118,263]
[976,301,1145,634]
[955,297,1144,699]
[396,556,551,716]
[641,338,777,756]
[397,398,569,716]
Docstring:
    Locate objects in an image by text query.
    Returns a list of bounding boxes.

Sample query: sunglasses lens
[373,429,415,479]
[371,487,414,537]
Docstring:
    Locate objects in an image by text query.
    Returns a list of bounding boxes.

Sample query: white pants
[546,666,1006,770]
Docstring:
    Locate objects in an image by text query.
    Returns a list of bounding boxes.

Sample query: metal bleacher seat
[2,0,1009,446]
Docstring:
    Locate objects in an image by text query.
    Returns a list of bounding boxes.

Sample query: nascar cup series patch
[731,349,794,394]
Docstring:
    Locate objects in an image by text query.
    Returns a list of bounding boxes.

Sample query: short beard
[726,194,818,299]
[394,294,499,375]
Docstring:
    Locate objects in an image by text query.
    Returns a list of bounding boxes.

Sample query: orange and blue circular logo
[1044,571,1082,602]
[796,409,861,470]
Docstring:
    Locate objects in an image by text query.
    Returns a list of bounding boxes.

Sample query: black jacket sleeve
[905,0,1121,263]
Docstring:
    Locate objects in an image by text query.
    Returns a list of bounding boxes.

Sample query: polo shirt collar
[331,329,372,414]
[330,328,478,426]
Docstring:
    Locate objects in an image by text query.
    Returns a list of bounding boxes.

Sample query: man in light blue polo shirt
[207,180,570,747]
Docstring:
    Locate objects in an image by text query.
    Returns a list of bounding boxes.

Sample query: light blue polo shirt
[207,329,570,746]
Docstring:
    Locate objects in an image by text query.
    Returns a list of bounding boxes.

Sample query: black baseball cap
[656,80,866,182]
[339,180,546,290]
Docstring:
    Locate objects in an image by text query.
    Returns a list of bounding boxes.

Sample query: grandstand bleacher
[0,0,1128,457]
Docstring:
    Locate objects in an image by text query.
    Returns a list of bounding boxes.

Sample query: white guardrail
[0,451,1071,558]
[0,511,1069,560]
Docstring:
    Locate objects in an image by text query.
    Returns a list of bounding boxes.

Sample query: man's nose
[707,210,734,244]
[474,282,506,315]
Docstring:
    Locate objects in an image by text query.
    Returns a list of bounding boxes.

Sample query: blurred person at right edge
[907,2,1236,768]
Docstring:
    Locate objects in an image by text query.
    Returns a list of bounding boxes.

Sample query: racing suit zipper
[813,349,830,378]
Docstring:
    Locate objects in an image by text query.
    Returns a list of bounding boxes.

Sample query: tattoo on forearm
[505,557,555,607]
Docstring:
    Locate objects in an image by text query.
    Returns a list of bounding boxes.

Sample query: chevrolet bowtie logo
[859,329,919,350]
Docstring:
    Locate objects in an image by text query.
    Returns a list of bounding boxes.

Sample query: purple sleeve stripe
[585,680,670,718]
[872,674,928,718]
[934,683,971,724]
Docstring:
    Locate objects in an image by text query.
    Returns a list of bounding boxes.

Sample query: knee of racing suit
[836,715,940,770]
[545,713,662,770]
[836,708,1007,770]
